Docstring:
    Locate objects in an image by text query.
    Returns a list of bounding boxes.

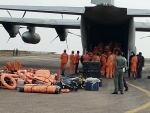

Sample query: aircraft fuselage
[81,5,136,62]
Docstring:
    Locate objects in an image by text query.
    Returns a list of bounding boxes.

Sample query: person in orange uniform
[92,47,99,54]
[60,49,68,75]
[88,52,94,61]
[93,53,100,62]
[74,51,80,74]
[106,51,113,79]
[111,51,117,77]
[70,51,75,75]
[83,51,90,62]
[100,53,107,77]
[131,53,138,79]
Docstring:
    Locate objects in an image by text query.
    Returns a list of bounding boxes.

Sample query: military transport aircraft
[0,0,150,60]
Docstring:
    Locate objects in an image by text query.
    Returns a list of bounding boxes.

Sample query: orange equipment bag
[19,84,61,94]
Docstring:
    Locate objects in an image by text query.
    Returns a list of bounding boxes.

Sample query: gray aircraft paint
[0,17,149,32]
[81,15,88,54]
[128,18,135,54]
[0,5,85,15]
[0,17,80,29]
[135,22,150,32]
[55,28,68,41]
[1,5,150,17]
[22,31,41,44]
[2,24,20,37]
[91,0,114,5]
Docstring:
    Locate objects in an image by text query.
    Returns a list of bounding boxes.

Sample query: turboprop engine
[22,31,40,44]
[2,23,20,37]
[55,28,68,41]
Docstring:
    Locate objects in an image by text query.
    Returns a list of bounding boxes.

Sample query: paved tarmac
[0,55,150,113]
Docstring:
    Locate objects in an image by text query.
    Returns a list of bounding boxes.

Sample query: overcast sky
[0,0,150,58]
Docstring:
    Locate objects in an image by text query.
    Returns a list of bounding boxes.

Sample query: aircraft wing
[0,5,85,15]
[0,17,80,29]
[135,22,150,32]
[127,9,150,17]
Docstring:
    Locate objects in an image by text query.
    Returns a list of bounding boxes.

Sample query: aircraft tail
[91,0,114,5]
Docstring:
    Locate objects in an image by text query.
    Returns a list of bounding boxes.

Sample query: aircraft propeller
[50,14,81,50]
[6,10,27,43]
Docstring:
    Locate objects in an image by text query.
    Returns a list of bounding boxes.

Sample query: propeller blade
[22,11,26,18]
[140,36,150,39]
[18,31,22,37]
[77,17,79,20]
[68,31,81,37]
[6,37,11,44]
[50,35,59,43]
[61,14,63,19]
[6,10,12,17]
[66,39,69,50]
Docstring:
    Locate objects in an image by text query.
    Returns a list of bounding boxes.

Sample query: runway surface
[0,55,150,113]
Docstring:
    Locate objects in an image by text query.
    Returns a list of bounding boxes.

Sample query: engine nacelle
[2,23,20,37]
[22,31,41,44]
[55,28,68,41]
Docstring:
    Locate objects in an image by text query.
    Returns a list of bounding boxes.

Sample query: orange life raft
[61,89,70,93]
[19,84,61,94]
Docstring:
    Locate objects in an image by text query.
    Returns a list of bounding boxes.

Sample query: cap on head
[139,52,142,55]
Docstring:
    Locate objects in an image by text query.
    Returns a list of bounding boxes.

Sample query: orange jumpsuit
[106,54,113,78]
[92,47,99,54]
[70,54,75,74]
[83,54,90,62]
[93,55,100,62]
[131,56,138,72]
[97,44,103,54]
[100,54,107,76]
[88,52,93,61]
[60,53,68,71]
[111,53,116,76]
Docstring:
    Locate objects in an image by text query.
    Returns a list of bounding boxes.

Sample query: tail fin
[91,0,114,5]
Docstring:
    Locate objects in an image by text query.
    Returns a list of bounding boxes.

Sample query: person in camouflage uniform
[112,50,126,94]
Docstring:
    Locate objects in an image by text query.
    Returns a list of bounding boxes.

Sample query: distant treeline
[0,50,57,56]
[0,50,57,54]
